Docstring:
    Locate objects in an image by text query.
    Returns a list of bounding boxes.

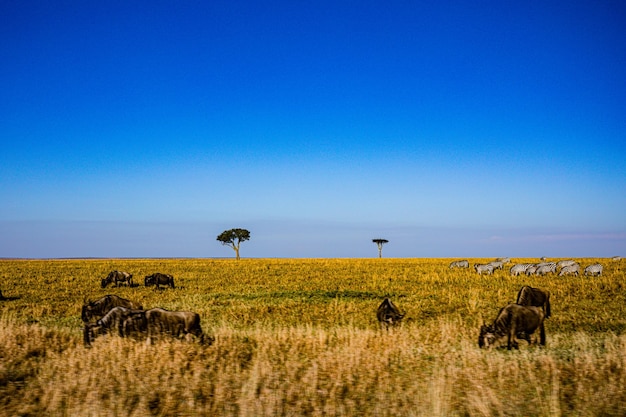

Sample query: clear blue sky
[1,1,625,258]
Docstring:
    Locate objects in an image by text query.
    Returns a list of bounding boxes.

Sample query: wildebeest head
[377,298,405,329]
[478,324,497,348]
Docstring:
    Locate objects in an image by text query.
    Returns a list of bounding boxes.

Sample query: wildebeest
[516,286,551,318]
[144,307,204,342]
[449,260,469,269]
[145,273,175,289]
[474,263,494,275]
[376,298,405,329]
[478,304,546,350]
[584,263,603,276]
[559,263,580,276]
[81,294,143,323]
[101,270,133,288]
[83,306,146,346]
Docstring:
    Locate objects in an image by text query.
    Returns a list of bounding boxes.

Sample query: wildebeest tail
[544,292,551,319]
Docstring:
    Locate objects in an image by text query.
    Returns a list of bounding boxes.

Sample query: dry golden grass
[1,258,625,416]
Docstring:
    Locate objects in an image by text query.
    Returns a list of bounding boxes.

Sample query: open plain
[0,258,624,416]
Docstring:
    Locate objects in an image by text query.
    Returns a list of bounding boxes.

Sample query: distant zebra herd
[449,258,608,277]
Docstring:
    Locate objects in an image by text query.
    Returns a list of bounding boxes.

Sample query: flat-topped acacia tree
[372,238,389,258]
[217,228,251,260]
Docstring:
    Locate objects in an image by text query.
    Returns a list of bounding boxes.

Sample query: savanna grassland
[0,258,625,416]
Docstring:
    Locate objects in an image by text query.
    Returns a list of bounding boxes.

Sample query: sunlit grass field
[1,258,624,416]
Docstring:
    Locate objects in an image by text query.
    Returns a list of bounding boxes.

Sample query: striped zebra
[525,265,539,276]
[487,260,504,270]
[559,263,580,276]
[535,263,556,276]
[557,260,576,269]
[584,264,603,277]
[612,256,622,261]
[449,260,469,269]
[510,263,534,276]
[474,263,494,275]
[497,257,511,264]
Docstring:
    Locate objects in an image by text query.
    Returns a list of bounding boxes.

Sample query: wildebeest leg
[539,322,546,346]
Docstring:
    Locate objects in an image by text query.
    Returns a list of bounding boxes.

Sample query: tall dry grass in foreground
[1,258,625,416]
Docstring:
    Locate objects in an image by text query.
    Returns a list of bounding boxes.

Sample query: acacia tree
[372,238,389,258]
[217,228,251,260]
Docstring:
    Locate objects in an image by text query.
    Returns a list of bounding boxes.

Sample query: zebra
[611,256,622,261]
[497,257,511,264]
[449,260,470,269]
[525,265,539,276]
[487,260,504,270]
[474,263,494,275]
[510,263,534,276]
[535,263,556,276]
[584,264,603,277]
[557,260,576,269]
[559,263,580,276]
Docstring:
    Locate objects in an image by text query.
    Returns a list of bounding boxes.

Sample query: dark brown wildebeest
[515,286,551,318]
[478,304,546,350]
[101,270,133,288]
[144,273,175,290]
[83,306,146,346]
[144,307,204,343]
[81,294,143,323]
[376,298,405,329]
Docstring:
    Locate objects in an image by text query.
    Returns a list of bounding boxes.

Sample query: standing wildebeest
[83,306,146,346]
[376,298,405,329]
[145,273,175,289]
[516,286,551,318]
[478,304,546,350]
[559,263,580,276]
[81,294,143,323]
[474,264,494,275]
[584,264,603,276]
[449,260,469,269]
[144,307,204,342]
[101,270,133,288]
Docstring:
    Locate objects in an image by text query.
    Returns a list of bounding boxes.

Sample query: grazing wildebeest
[376,298,405,329]
[584,264,603,276]
[474,264,494,275]
[449,260,469,269]
[144,307,204,342]
[101,270,133,288]
[559,263,580,276]
[81,295,143,323]
[478,304,546,350]
[145,273,175,289]
[516,286,551,318]
[83,306,146,346]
